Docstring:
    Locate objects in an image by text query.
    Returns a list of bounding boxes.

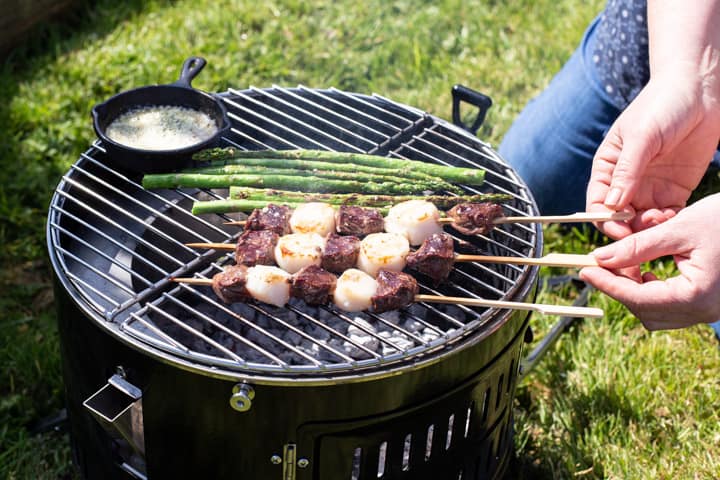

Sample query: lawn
[1,0,718,479]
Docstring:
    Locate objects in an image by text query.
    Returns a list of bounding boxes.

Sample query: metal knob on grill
[229,383,255,412]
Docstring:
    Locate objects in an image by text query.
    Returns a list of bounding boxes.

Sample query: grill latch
[283,443,297,480]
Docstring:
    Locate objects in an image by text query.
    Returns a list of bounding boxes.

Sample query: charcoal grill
[48,85,547,480]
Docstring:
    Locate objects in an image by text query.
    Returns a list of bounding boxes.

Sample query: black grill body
[48,86,542,480]
[56,282,531,479]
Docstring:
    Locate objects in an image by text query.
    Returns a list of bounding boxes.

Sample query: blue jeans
[499,15,720,215]
[498,16,720,341]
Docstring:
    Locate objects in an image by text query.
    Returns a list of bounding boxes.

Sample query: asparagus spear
[192,199,304,215]
[192,148,485,185]
[142,172,429,195]
[189,156,462,194]
[190,198,392,215]
[180,164,445,192]
[229,187,512,209]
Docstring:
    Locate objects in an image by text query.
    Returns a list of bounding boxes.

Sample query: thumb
[601,135,656,209]
[591,222,685,269]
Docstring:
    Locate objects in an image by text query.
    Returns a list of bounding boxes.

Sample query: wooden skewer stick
[413,294,604,318]
[184,242,597,268]
[455,253,598,268]
[186,242,238,250]
[490,210,634,224]
[224,210,634,227]
[171,277,604,318]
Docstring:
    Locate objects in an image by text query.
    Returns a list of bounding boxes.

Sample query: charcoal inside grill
[139,284,464,367]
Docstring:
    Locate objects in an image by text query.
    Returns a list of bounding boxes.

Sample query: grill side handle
[451,84,493,135]
[83,373,146,459]
[518,280,595,380]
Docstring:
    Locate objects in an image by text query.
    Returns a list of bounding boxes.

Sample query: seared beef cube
[406,232,455,285]
[235,229,279,266]
[335,205,384,236]
[322,233,360,273]
[212,265,251,304]
[245,203,292,235]
[291,265,337,305]
[371,270,418,313]
[447,202,504,235]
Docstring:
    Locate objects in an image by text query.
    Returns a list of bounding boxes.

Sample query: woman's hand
[580,193,720,330]
[586,72,720,240]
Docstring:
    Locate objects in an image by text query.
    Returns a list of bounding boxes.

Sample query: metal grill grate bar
[280,86,395,138]
[51,221,154,289]
[225,90,366,152]
[54,244,137,297]
[80,157,233,241]
[56,179,195,267]
[50,207,166,278]
[251,86,382,150]
[49,86,540,377]
[147,299,246,363]
[65,271,121,311]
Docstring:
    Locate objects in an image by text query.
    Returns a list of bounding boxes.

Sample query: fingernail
[592,246,613,262]
[604,187,622,207]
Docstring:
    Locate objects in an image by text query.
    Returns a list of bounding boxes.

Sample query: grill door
[295,335,523,480]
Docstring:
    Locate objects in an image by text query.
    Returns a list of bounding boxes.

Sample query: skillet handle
[173,56,207,88]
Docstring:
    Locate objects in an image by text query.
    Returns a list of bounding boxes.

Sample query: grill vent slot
[402,434,412,471]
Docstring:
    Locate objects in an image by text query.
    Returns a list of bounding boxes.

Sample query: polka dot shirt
[591,0,650,109]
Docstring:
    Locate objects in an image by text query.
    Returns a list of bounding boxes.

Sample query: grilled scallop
[333,268,378,312]
[274,232,326,274]
[357,232,410,277]
[289,202,337,237]
[384,200,443,246]
[245,265,292,307]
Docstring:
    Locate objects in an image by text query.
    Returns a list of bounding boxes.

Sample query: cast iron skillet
[92,56,231,174]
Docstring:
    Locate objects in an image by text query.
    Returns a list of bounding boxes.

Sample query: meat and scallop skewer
[356,232,411,277]
[223,201,633,240]
[322,233,361,273]
[245,265,293,307]
[335,205,385,236]
[289,202,336,236]
[244,203,293,235]
[226,203,384,237]
[175,267,604,318]
[273,232,326,274]
[232,229,279,267]
[188,231,598,280]
[383,200,444,246]
[407,233,599,285]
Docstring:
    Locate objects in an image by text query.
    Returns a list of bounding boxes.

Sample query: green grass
[1,0,719,478]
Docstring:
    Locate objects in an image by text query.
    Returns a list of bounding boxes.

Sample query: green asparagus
[229,187,512,209]
[180,164,444,192]
[141,172,430,194]
[189,156,462,194]
[192,148,485,185]
[190,199,391,215]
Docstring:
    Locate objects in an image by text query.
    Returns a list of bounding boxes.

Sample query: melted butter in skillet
[105,105,217,150]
